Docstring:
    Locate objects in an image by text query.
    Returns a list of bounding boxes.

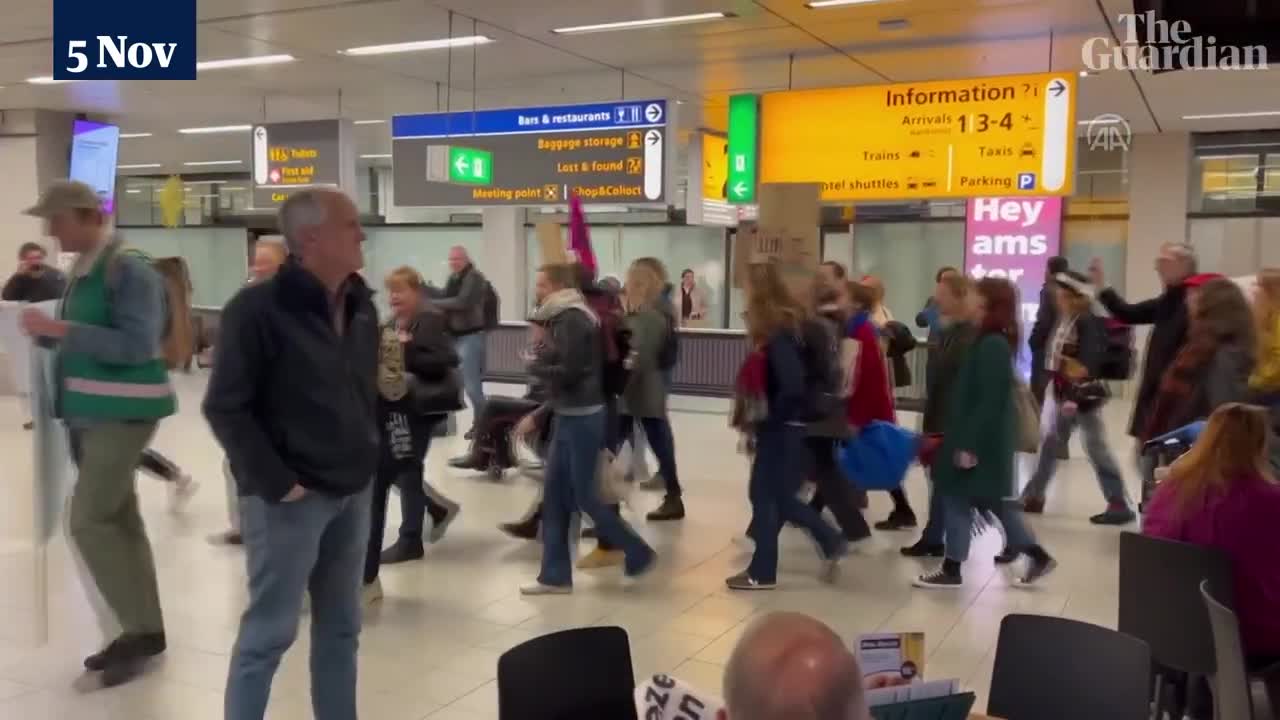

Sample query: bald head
[721,613,868,720]
[448,245,471,274]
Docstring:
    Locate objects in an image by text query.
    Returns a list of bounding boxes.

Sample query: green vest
[58,244,177,421]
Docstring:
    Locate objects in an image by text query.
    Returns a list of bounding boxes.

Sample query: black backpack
[798,318,843,422]
[656,312,680,371]
[482,281,500,329]
[1099,318,1135,381]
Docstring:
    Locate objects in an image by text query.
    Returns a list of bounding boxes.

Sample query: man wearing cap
[18,180,174,687]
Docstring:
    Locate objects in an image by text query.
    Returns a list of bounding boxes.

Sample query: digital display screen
[69,119,121,213]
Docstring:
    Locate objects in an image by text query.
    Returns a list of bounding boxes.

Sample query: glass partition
[122,227,249,308]
[854,221,965,323]
[524,224,727,326]
[363,226,484,314]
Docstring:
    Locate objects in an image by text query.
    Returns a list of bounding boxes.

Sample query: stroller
[460,395,549,479]
[1139,420,1205,512]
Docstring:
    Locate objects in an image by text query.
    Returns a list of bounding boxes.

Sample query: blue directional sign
[392,99,667,139]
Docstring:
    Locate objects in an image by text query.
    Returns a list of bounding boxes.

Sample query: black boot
[647,496,686,522]
[500,511,541,540]
[380,539,426,565]
[86,632,166,672]
[875,509,918,531]
[448,453,484,470]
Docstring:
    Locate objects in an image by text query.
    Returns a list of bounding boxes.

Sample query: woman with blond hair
[363,267,462,601]
[727,263,845,590]
[1250,268,1280,399]
[1144,403,1280,681]
[615,258,686,527]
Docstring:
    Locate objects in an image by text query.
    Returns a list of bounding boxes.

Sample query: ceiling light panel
[178,125,252,134]
[196,54,294,71]
[552,12,731,34]
[183,160,243,166]
[342,36,492,55]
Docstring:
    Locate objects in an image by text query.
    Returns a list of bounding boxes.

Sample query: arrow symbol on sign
[731,181,749,199]
[646,129,661,146]
[1049,80,1066,97]
[454,155,470,175]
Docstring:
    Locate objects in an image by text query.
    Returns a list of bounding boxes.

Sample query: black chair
[988,614,1151,720]
[1202,580,1258,720]
[497,626,638,720]
[1118,531,1234,718]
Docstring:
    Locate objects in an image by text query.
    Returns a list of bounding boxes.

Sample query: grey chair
[1201,580,1260,720]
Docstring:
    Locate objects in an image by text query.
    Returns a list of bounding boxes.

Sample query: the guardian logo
[1083,12,1268,72]
[53,0,196,80]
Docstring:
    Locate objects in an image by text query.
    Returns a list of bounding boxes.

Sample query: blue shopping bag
[839,420,919,491]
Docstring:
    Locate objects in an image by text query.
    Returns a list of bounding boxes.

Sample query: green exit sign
[727,94,759,204]
[449,147,493,185]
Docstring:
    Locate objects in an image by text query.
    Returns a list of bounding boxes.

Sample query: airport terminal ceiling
[0,0,1276,174]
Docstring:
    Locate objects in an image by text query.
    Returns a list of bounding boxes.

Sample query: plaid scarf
[1143,336,1216,441]
[730,349,768,431]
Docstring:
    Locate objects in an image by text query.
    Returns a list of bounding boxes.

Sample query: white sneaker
[363,578,384,606]
[168,474,199,514]
[519,581,572,596]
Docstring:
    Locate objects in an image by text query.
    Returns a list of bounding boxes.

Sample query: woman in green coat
[914,277,1057,589]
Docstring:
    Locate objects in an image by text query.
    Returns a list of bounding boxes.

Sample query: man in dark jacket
[433,246,490,434]
[1028,256,1070,406]
[204,189,378,720]
[1090,242,1195,439]
[3,241,65,302]
[515,262,655,595]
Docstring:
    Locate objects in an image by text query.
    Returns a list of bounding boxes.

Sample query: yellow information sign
[759,72,1077,201]
[702,133,728,201]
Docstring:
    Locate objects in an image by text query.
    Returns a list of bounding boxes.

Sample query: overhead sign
[392,100,669,207]
[963,196,1063,324]
[759,72,1076,201]
[702,134,727,201]
[251,120,355,209]
[727,94,760,204]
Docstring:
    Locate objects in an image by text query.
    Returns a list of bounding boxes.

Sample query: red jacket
[845,312,896,428]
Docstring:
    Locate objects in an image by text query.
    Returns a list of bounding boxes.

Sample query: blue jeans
[621,415,682,498]
[920,469,946,546]
[539,410,653,586]
[1022,407,1130,508]
[456,332,487,421]
[747,425,843,584]
[942,494,1036,564]
[226,487,371,720]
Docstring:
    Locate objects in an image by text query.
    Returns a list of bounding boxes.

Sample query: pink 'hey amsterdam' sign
[964,196,1063,324]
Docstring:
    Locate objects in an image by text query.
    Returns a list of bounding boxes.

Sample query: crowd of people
[12,181,1280,718]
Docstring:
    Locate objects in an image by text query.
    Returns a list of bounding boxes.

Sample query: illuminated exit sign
[726,94,759,204]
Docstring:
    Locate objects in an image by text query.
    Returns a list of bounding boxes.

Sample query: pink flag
[568,193,596,273]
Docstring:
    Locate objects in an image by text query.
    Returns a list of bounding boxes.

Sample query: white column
[1125,132,1191,300]
[0,110,76,262]
[480,207,526,320]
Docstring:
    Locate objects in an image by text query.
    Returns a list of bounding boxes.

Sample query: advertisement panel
[963,196,1064,324]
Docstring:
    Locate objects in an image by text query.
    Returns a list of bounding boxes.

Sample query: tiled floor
[0,373,1137,719]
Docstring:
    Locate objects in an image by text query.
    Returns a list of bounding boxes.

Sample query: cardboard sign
[754,183,822,301]
[536,222,568,264]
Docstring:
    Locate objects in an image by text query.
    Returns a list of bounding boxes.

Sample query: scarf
[730,349,768,432]
[530,287,598,326]
[1143,336,1216,441]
